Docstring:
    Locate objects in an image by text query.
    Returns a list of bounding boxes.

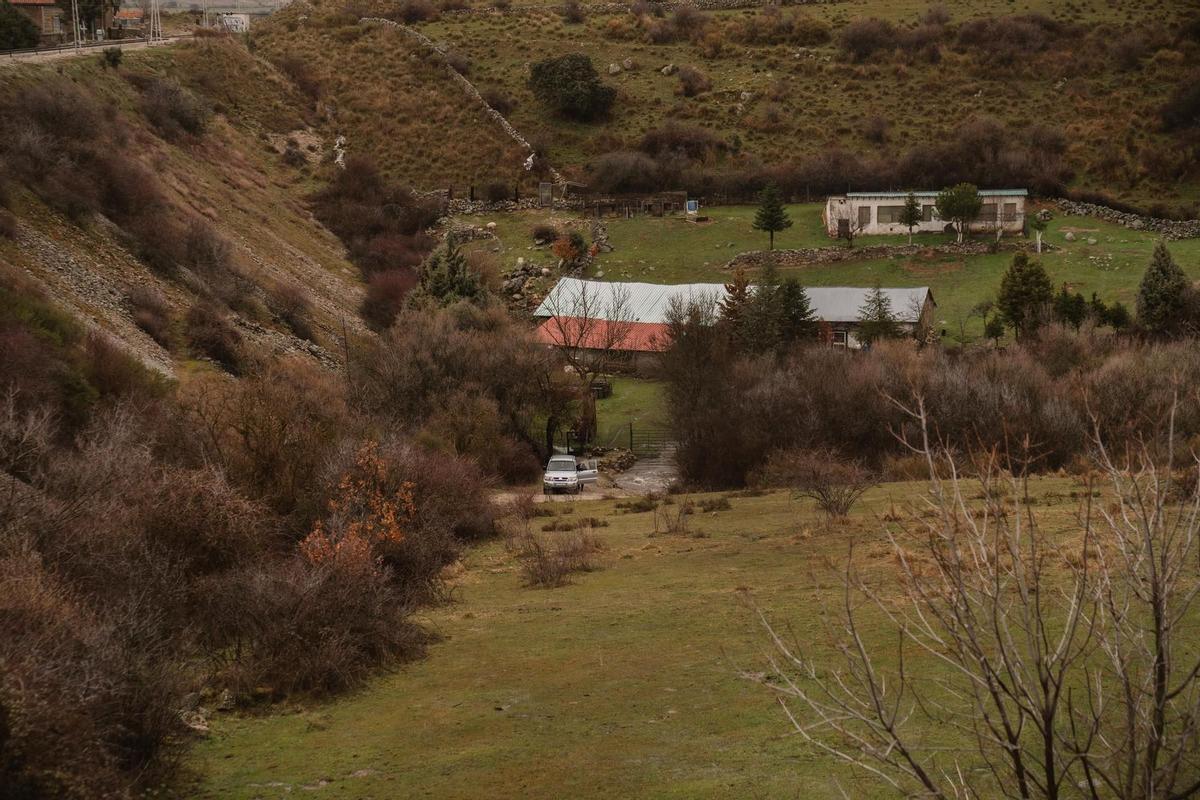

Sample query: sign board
[686,199,700,215]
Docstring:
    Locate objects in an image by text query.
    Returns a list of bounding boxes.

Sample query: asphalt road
[0,36,188,66]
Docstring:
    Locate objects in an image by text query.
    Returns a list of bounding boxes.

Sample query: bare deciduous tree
[541,281,635,442]
[751,394,1200,800]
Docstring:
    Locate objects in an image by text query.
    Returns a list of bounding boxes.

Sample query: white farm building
[824,189,1027,238]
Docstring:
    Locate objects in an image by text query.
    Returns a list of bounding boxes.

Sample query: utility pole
[70,0,81,50]
[148,0,162,42]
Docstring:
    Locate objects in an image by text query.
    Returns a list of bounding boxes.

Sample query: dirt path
[613,444,678,495]
[493,447,679,505]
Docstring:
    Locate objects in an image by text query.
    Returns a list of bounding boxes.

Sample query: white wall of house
[824,192,1026,237]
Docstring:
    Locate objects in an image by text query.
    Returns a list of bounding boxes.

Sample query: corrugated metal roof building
[534,278,935,353]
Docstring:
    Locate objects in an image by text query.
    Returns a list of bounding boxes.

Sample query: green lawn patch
[595,376,667,447]
[187,476,1103,799]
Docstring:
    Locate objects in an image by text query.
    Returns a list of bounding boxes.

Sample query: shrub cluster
[662,317,1200,488]
[528,53,616,121]
[309,155,441,328]
[1,273,530,796]
[135,76,212,140]
[0,78,243,302]
[591,114,1071,201]
[356,301,559,482]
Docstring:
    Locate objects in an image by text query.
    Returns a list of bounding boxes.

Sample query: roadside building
[824,189,1027,238]
[113,7,143,34]
[533,277,935,365]
[9,0,64,44]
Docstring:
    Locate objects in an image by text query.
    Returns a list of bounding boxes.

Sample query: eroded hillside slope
[0,37,367,377]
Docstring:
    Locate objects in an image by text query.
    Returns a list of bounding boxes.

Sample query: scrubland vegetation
[394,0,1200,210]
[3,2,1200,798]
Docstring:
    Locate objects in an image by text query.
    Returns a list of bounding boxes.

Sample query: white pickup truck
[542,455,598,495]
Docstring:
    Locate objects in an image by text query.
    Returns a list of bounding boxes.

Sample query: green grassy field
[466,203,1200,339]
[188,475,1102,798]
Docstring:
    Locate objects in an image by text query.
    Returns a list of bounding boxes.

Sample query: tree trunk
[1035,230,1042,254]
[769,230,774,250]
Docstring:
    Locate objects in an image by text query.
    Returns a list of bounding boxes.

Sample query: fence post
[628,422,633,452]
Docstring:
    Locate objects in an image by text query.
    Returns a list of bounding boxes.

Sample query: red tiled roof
[115,8,143,18]
[535,317,671,354]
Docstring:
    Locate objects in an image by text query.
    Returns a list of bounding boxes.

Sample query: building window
[877,205,906,224]
[1003,202,1018,222]
[832,330,848,346]
[857,205,871,228]
[979,203,998,221]
[922,204,935,221]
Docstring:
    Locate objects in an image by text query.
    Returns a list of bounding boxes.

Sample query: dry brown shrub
[128,285,172,347]
[516,530,604,587]
[753,448,877,518]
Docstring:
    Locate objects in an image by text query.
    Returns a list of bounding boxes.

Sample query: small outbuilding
[824,189,1027,238]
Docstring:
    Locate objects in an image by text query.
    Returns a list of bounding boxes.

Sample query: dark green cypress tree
[856,283,901,345]
[1136,241,1190,336]
[1052,285,1087,330]
[997,252,1053,340]
[741,262,783,353]
[752,183,792,250]
[778,278,816,343]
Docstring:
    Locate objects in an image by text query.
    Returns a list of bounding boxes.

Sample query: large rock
[661,63,676,76]
[622,58,635,70]
[608,63,621,75]
[1064,231,1076,242]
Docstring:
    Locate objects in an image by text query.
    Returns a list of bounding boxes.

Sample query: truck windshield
[547,458,575,470]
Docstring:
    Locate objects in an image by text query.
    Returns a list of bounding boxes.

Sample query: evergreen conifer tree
[779,278,816,343]
[856,284,901,345]
[1136,241,1190,336]
[752,183,792,250]
[997,252,1053,339]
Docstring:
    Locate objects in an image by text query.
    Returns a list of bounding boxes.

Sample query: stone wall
[1054,199,1200,240]
[724,241,1016,271]
[441,0,840,16]
[359,17,564,185]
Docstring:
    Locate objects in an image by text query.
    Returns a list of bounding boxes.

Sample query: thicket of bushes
[309,155,441,330]
[662,315,1200,488]
[590,113,1071,201]
[0,264,578,795]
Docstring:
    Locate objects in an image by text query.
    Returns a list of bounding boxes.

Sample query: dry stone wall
[1054,199,1200,240]
[725,241,1018,271]
[360,17,564,185]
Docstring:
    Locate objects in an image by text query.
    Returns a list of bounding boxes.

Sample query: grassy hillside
[188,475,1110,799]
[252,1,532,188]
[0,38,366,375]
[292,0,1200,207]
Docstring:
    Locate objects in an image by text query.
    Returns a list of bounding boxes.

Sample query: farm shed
[824,189,1027,237]
[533,278,935,361]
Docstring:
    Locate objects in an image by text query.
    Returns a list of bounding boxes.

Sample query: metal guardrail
[1,34,189,60]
